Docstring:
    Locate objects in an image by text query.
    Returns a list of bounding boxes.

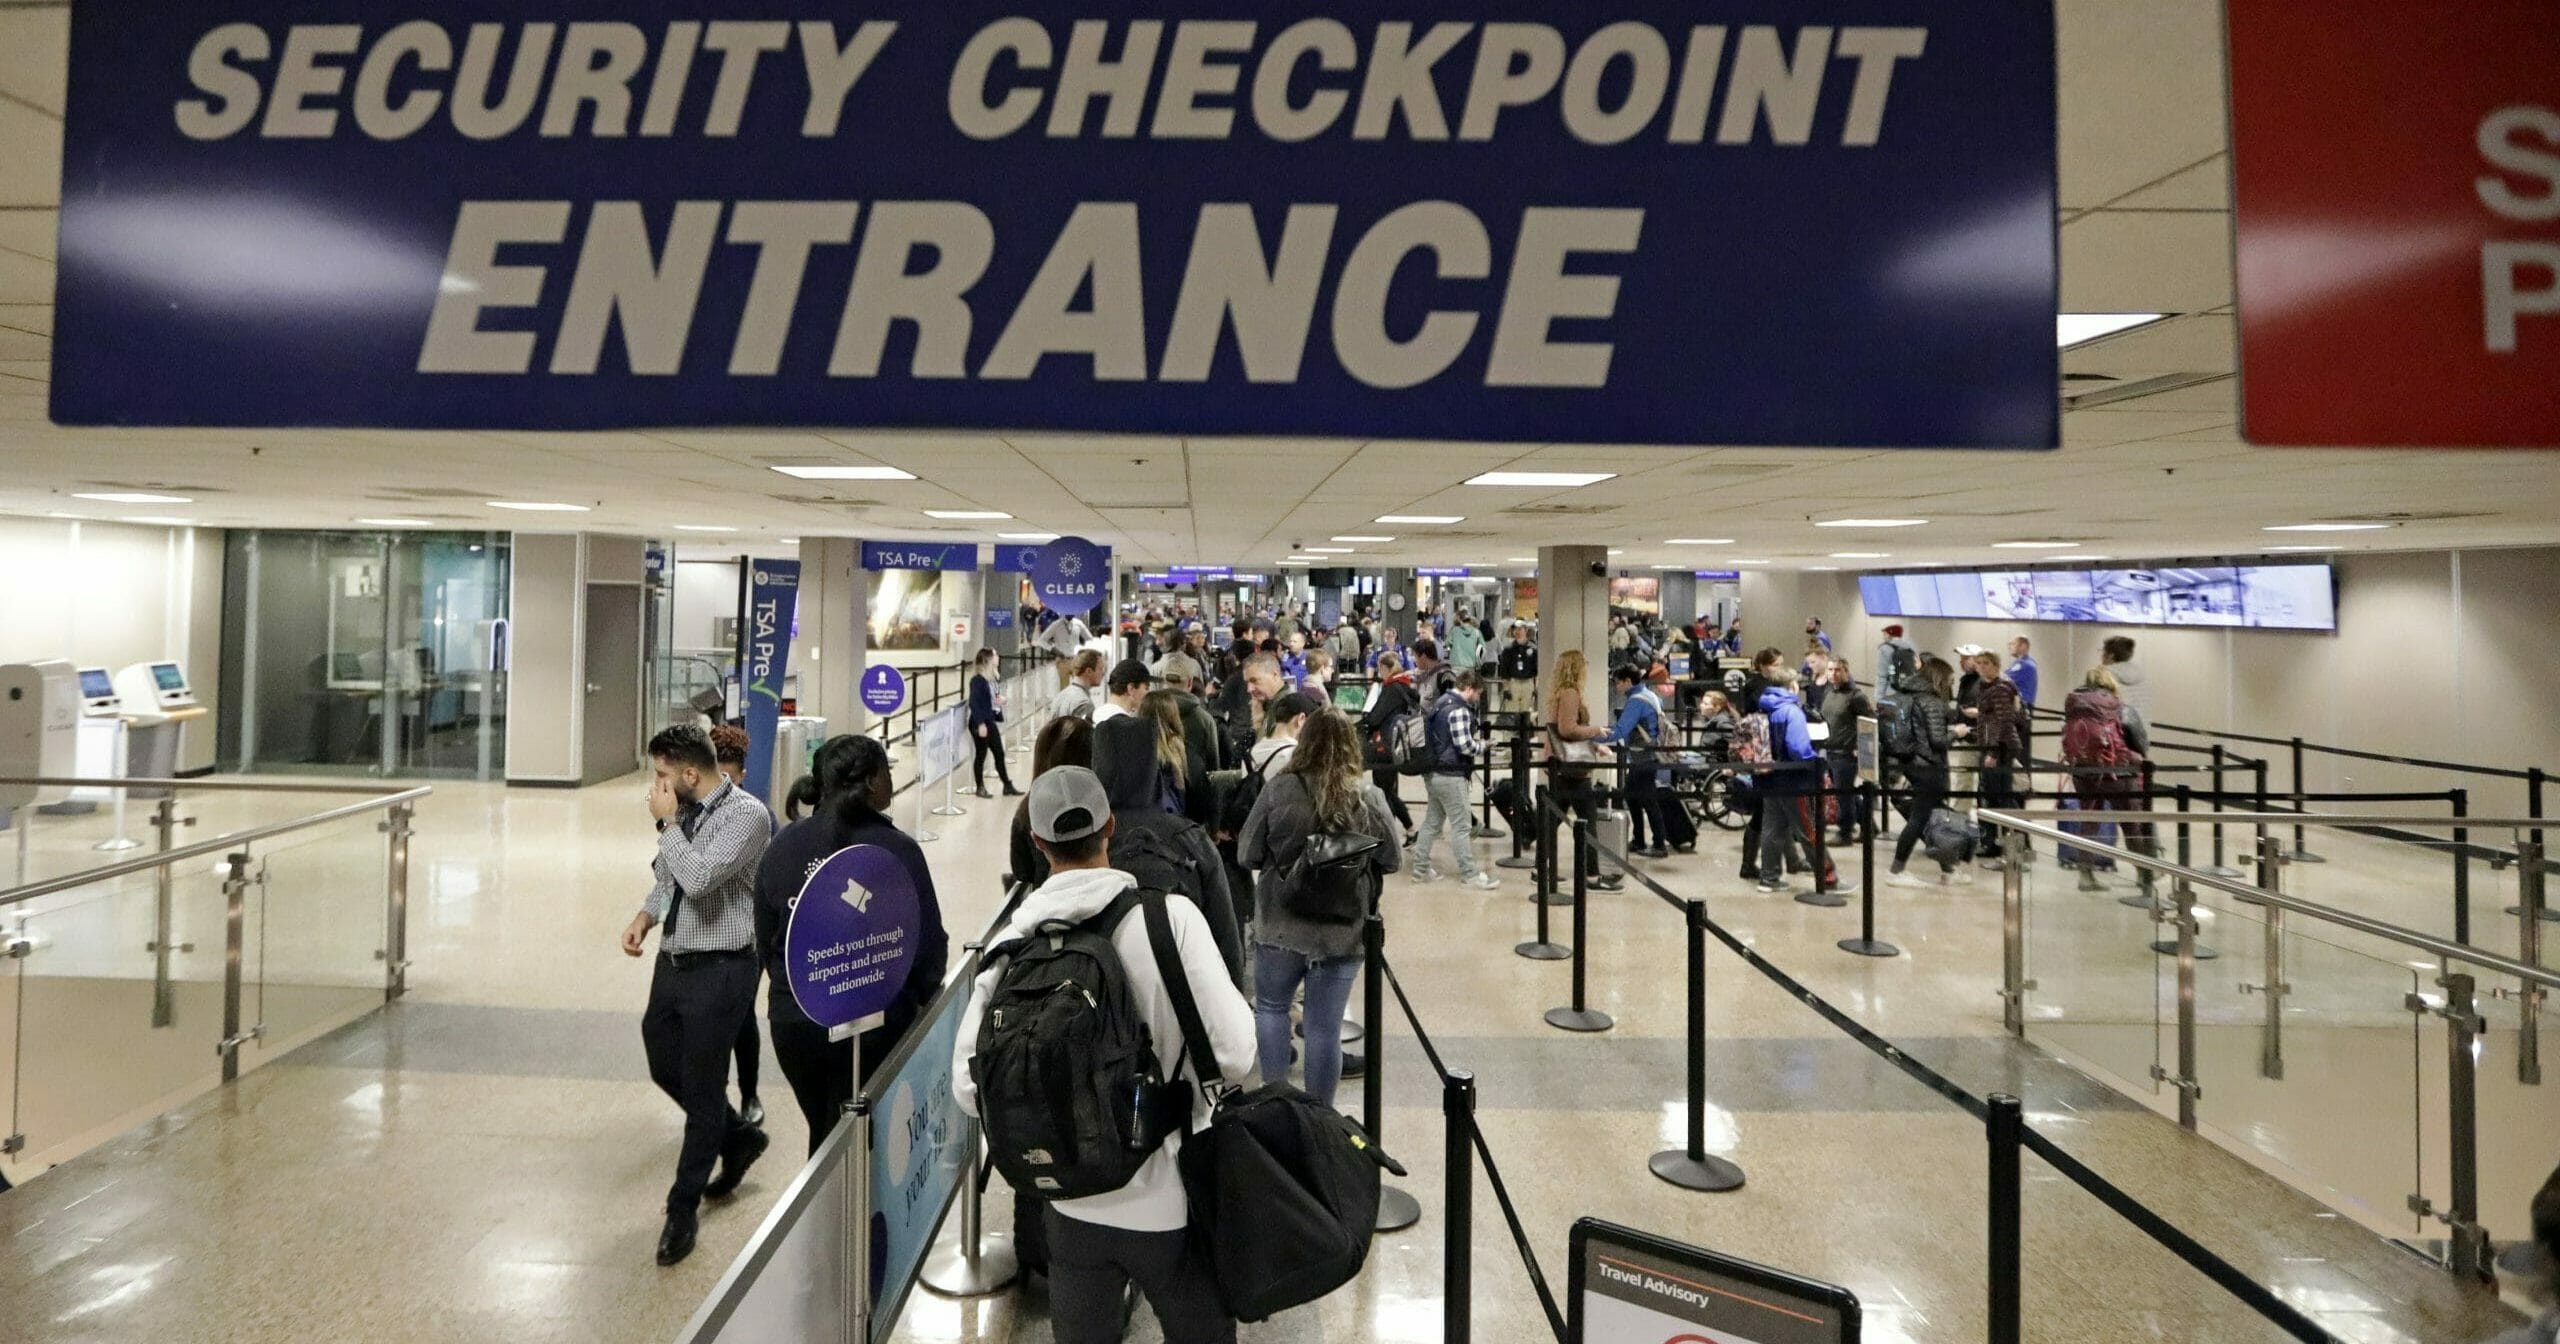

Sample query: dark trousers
[1553,772,1605,877]
[1979,751,2025,855]
[972,727,1016,792]
[733,1014,760,1105]
[769,1003,919,1158]
[1626,766,1669,851]
[1893,761,1952,872]
[1757,766,1835,884]
[643,950,760,1215]
[1370,767,1413,830]
[1825,754,1865,841]
[1047,1208,1236,1344]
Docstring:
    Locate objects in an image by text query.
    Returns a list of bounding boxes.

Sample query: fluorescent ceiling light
[1277,558,1314,566]
[356,518,433,527]
[1732,559,1770,565]
[74,491,190,505]
[1814,518,1928,528]
[489,501,590,512]
[1505,557,1535,563]
[1807,566,1842,572]
[1992,541,2080,549]
[999,531,1058,540]
[674,524,738,533]
[924,509,1011,520]
[780,538,801,544]
[45,512,86,519]
[1829,551,1891,559]
[119,516,191,526]
[2046,555,2111,562]
[1304,546,1355,554]
[2058,313,2166,347]
[1463,470,1616,488]
[1376,515,1462,525]
[2262,545,2337,553]
[1665,538,1733,545]
[770,464,915,481]
[1332,535,1394,543]
[2263,522,2389,532]
[1607,548,1625,555]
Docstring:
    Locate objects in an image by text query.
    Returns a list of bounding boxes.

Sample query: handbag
[1144,898,1405,1322]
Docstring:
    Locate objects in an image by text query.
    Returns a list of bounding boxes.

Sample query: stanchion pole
[2153,786,2219,960]
[920,1117,1019,1296]
[1475,725,1504,840]
[2453,787,2472,945]
[1497,723,1537,870]
[1366,916,1422,1231]
[1543,818,1614,1032]
[1652,898,1745,1190]
[1443,1070,1476,1344]
[1988,1094,2023,1344]
[1532,781,1571,909]
[2290,737,2325,863]
[1841,783,1899,958]
[2202,744,2240,878]
[2121,761,2162,910]
[1517,790,1567,960]
[2247,758,2271,868]
[1795,772,1845,907]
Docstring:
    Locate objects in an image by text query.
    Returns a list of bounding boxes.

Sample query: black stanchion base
[1479,824,1507,840]
[1544,1006,1616,1033]
[1838,937,1901,959]
[1376,1184,1422,1232]
[1514,940,1571,960]
[2149,940,2221,960]
[1649,1150,1747,1192]
[2507,904,2560,923]
[1794,889,1849,908]
[1533,886,1576,907]
[1496,853,1539,870]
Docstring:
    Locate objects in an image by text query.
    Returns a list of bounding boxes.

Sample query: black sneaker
[741,1096,764,1128]
[1341,1050,1366,1078]
[706,1125,770,1199]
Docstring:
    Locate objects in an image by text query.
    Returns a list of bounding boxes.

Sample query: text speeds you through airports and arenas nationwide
[51,3,2058,446]
[1859,563,2339,631]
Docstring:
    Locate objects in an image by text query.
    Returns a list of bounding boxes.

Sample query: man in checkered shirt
[620,725,773,1266]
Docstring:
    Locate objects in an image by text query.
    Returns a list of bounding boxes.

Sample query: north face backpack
[971,888,1189,1199]
[1389,709,1435,776]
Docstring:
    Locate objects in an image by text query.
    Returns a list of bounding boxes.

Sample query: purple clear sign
[860,664,906,715]
[784,845,922,1032]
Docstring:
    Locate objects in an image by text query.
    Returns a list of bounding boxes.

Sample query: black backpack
[1112,813,1208,901]
[971,888,1189,1199]
[1219,753,1279,837]
[1269,794,1382,927]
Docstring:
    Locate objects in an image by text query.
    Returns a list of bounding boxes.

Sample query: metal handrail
[1980,808,2547,830]
[0,774,427,796]
[1,781,432,907]
[1976,808,2560,991]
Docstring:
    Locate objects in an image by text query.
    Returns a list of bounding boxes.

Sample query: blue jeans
[1253,944,1361,1106]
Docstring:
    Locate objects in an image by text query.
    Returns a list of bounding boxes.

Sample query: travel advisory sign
[784,844,922,1034]
[2228,0,2559,446]
[51,2,2056,447]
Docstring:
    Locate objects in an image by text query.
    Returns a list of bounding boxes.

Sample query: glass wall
[217,531,512,779]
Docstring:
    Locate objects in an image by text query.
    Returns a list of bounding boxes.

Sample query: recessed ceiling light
[674,524,738,533]
[1607,548,1625,555]
[1664,538,1734,545]
[2044,555,2111,562]
[2262,545,2338,553]
[1304,547,1355,554]
[1807,565,1842,572]
[1505,557,1536,563]
[999,531,1058,540]
[1332,535,1395,543]
[1376,515,1463,525]
[1463,470,1617,488]
[1992,541,2081,549]
[1732,559,1770,565]
[1277,558,1314,566]
[118,516,191,526]
[2058,313,2166,348]
[1815,518,1928,528]
[2263,522,2390,532]
[45,512,86,520]
[780,538,800,545]
[1829,551,1891,559]
[770,464,916,481]
[356,518,434,527]
[489,501,591,512]
[924,509,1011,520]
[74,491,191,505]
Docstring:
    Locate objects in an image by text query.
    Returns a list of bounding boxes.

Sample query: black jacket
[753,805,949,1030]
[967,672,1002,730]
[1497,641,1537,681]
[1093,715,1244,976]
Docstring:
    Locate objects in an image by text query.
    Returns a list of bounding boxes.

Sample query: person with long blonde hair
[1237,708,1402,1104]
[1544,648,1617,889]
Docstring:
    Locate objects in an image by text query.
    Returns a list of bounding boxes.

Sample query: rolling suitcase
[1590,806,1633,877]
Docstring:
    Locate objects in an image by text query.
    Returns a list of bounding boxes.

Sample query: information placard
[916,705,969,788]
[1570,1218,1858,1344]
[783,844,922,1033]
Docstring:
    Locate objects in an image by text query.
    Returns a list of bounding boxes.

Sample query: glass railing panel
[243,813,389,1064]
[2020,830,2162,1100]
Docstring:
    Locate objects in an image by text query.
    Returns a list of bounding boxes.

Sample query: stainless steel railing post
[2246,835,2288,1081]
[381,801,414,1001]
[148,796,196,1028]
[2442,972,2492,1283]
[218,851,251,1083]
[2520,841,2545,1087]
[2160,877,2202,1130]
[921,1117,1019,1296]
[2001,846,2028,1036]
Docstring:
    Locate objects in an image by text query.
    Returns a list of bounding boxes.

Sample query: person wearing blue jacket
[1602,665,1674,858]
[966,648,1021,799]
[1753,666,1836,893]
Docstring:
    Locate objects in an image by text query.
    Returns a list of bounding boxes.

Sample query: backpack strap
[1138,888,1226,1103]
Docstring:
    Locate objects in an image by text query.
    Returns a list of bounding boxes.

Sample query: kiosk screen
[80,669,115,700]
[151,663,186,693]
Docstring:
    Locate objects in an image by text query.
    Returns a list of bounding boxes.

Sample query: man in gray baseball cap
[1027,763,1114,849]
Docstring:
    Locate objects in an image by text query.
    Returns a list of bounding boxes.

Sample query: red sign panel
[2228,0,2559,447]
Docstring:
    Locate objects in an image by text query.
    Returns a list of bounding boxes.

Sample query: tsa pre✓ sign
[51,2,2057,448]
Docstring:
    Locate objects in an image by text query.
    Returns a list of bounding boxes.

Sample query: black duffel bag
[1143,898,1406,1322]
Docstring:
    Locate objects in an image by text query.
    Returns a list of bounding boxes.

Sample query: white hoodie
[951,864,1257,1232]
[1247,733,1298,778]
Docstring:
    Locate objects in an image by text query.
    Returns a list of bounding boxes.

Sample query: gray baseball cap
[1028,765,1111,843]
[1159,652,1202,687]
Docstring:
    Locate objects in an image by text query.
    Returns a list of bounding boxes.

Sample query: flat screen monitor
[1331,684,1368,711]
[79,668,115,700]
[1858,563,2335,631]
[150,662,187,693]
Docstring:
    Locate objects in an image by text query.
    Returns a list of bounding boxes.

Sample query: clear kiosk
[112,661,207,801]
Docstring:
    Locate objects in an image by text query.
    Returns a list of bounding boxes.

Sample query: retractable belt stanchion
[1442,1070,1477,1344]
[1988,1094,2024,1344]
[1475,719,1506,841]
[2289,736,2326,863]
[2453,786,2472,945]
[2514,768,2560,924]
[1364,911,1422,1232]
[1532,778,1572,909]
[1516,787,1568,961]
[2120,761,2163,910]
[1496,719,1537,870]
[1840,781,1901,958]
[1650,896,1747,1191]
[920,1116,1018,1297]
[2153,784,2218,960]
[2201,744,2241,878]
[1542,818,1614,1032]
[1794,770,1846,908]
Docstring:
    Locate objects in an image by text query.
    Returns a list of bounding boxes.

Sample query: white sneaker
[1410,865,1440,883]
[1459,872,1499,891]
[1886,870,1927,889]
[1950,868,1978,886]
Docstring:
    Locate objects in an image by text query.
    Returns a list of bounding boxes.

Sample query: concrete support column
[799,537,867,734]
[1380,568,1418,647]
[1536,546,1610,713]
[1659,571,1699,625]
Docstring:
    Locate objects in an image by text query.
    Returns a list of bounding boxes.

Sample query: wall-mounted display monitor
[1859,563,2336,631]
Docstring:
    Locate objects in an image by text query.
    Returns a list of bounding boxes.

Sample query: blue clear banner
[1030,535,1110,611]
[992,545,1045,573]
[742,558,801,804]
[52,2,2057,447]
[861,541,978,571]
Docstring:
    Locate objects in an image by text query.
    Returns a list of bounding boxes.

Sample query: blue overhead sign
[51,2,2057,448]
[993,545,1045,573]
[1030,535,1110,611]
[861,541,978,571]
